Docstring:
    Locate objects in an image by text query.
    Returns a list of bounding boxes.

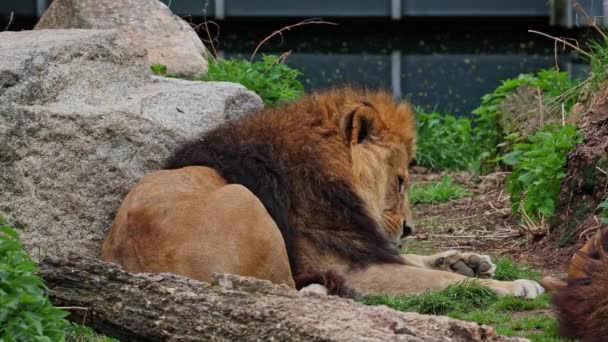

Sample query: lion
[541,227,608,341]
[102,87,544,298]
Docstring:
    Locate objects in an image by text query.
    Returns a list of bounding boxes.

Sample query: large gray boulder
[0,29,263,259]
[35,0,209,78]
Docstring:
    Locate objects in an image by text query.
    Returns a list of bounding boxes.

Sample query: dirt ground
[408,170,583,279]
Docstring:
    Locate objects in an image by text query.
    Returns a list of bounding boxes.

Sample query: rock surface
[34,0,209,78]
[41,256,527,342]
[0,29,263,258]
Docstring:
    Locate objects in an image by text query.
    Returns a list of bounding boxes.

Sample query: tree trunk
[39,256,516,342]
[552,95,608,246]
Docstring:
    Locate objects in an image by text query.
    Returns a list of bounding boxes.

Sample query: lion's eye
[397,176,405,194]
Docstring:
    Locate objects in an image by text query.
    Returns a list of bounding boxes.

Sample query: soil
[408,170,573,278]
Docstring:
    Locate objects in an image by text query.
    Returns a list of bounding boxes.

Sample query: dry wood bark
[39,256,521,342]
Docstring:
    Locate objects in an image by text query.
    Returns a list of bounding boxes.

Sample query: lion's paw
[433,250,496,279]
[510,279,545,299]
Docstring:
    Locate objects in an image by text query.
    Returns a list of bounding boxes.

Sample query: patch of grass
[361,280,499,315]
[588,37,608,89]
[494,256,541,282]
[415,109,477,171]
[65,323,118,342]
[409,175,469,204]
[202,55,304,105]
[399,240,438,255]
[502,124,582,224]
[361,259,563,341]
[150,63,168,76]
[599,198,608,224]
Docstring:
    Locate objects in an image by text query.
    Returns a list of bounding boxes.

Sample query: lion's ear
[341,109,373,145]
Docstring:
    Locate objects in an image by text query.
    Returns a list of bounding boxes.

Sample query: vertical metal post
[391,50,402,99]
[391,0,402,20]
[36,0,48,17]
[215,0,225,20]
[604,0,608,26]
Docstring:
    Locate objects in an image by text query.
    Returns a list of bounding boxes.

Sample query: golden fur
[102,87,544,298]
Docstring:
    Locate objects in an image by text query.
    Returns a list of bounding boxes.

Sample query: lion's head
[336,90,416,246]
[288,87,417,248]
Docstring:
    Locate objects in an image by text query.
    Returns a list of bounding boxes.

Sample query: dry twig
[3,11,13,32]
[250,18,337,61]
[528,30,593,59]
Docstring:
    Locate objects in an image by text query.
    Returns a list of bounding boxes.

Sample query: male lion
[102,87,544,298]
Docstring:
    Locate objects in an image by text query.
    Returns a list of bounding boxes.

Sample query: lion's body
[102,87,544,298]
[102,166,295,286]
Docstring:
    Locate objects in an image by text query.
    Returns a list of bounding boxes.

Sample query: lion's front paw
[433,251,496,278]
[510,279,545,299]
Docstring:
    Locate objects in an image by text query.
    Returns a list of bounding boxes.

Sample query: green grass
[360,258,567,341]
[600,198,608,224]
[415,109,478,171]
[361,280,499,315]
[65,323,118,342]
[409,175,469,204]
[493,256,541,282]
[588,36,608,89]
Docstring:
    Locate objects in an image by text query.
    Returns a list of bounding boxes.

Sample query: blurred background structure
[3,0,606,115]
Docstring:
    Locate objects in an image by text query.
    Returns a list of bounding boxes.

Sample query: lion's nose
[402,221,415,238]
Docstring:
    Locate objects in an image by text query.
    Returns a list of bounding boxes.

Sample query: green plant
[150,63,168,76]
[600,199,608,224]
[202,55,304,105]
[473,69,579,171]
[409,175,469,204]
[415,109,477,170]
[0,218,69,341]
[502,124,581,223]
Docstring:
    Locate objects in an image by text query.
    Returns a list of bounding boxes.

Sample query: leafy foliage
[415,109,477,170]
[501,125,581,223]
[409,175,469,204]
[473,69,579,170]
[202,55,304,105]
[0,218,69,341]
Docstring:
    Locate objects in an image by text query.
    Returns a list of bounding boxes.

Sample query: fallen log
[39,256,522,342]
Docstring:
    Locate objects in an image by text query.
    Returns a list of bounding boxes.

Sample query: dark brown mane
[552,227,608,341]
[163,88,404,275]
